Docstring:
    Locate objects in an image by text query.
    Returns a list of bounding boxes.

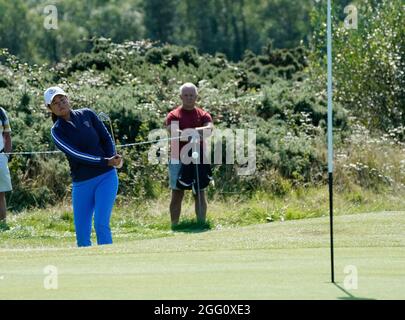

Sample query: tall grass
[1,183,404,248]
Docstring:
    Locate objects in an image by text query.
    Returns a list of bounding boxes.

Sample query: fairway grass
[0,211,404,299]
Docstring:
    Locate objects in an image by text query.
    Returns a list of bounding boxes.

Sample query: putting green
[0,211,404,299]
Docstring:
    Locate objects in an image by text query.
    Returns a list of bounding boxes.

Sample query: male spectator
[165,83,213,227]
[0,107,12,231]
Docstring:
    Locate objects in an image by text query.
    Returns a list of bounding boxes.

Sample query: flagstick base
[329,172,335,283]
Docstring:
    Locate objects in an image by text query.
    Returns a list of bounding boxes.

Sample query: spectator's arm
[3,132,12,154]
[165,113,182,136]
[195,122,214,138]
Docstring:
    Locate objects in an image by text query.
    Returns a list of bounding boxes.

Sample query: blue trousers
[72,169,118,247]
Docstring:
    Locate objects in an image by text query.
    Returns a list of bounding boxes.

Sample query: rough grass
[1,186,404,248]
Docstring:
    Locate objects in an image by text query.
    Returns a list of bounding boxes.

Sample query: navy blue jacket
[51,108,115,182]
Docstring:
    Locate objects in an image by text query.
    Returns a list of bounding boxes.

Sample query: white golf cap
[44,86,67,106]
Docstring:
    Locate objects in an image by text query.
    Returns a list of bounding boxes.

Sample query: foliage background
[0,0,403,212]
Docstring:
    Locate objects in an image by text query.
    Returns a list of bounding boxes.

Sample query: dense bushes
[0,38,403,211]
[311,0,404,131]
[258,80,348,130]
[0,76,12,88]
[145,46,200,68]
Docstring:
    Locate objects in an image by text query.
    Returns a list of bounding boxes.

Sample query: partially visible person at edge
[0,107,12,231]
[165,82,214,227]
[45,86,122,247]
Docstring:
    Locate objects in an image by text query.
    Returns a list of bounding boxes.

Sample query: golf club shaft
[194,139,203,221]
[108,120,117,151]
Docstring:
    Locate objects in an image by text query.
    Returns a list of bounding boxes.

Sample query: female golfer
[45,86,122,247]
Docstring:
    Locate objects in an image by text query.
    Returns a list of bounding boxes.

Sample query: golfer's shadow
[171,220,212,233]
[333,282,376,300]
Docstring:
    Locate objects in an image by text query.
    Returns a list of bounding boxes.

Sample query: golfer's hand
[115,156,124,169]
[107,154,122,167]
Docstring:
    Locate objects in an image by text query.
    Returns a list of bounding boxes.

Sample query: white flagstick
[327,0,335,283]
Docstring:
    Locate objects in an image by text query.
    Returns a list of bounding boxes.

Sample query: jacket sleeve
[87,109,116,157]
[51,125,109,167]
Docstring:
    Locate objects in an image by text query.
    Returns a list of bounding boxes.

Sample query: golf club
[98,112,123,169]
[191,136,203,224]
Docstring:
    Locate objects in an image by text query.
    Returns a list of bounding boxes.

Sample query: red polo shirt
[165,106,213,160]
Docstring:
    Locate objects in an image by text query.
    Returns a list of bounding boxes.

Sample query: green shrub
[0,75,12,88]
[67,52,112,74]
[0,39,400,211]
[311,0,404,131]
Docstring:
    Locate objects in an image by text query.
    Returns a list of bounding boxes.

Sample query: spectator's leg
[170,189,184,226]
[0,192,6,222]
[194,190,207,224]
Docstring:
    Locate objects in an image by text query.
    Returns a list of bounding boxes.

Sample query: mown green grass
[0,211,404,299]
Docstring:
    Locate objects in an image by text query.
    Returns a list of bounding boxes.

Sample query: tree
[87,2,144,43]
[0,0,31,60]
[311,0,405,130]
[143,0,178,43]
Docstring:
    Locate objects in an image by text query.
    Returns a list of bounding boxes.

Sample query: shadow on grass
[171,220,212,233]
[333,283,376,300]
